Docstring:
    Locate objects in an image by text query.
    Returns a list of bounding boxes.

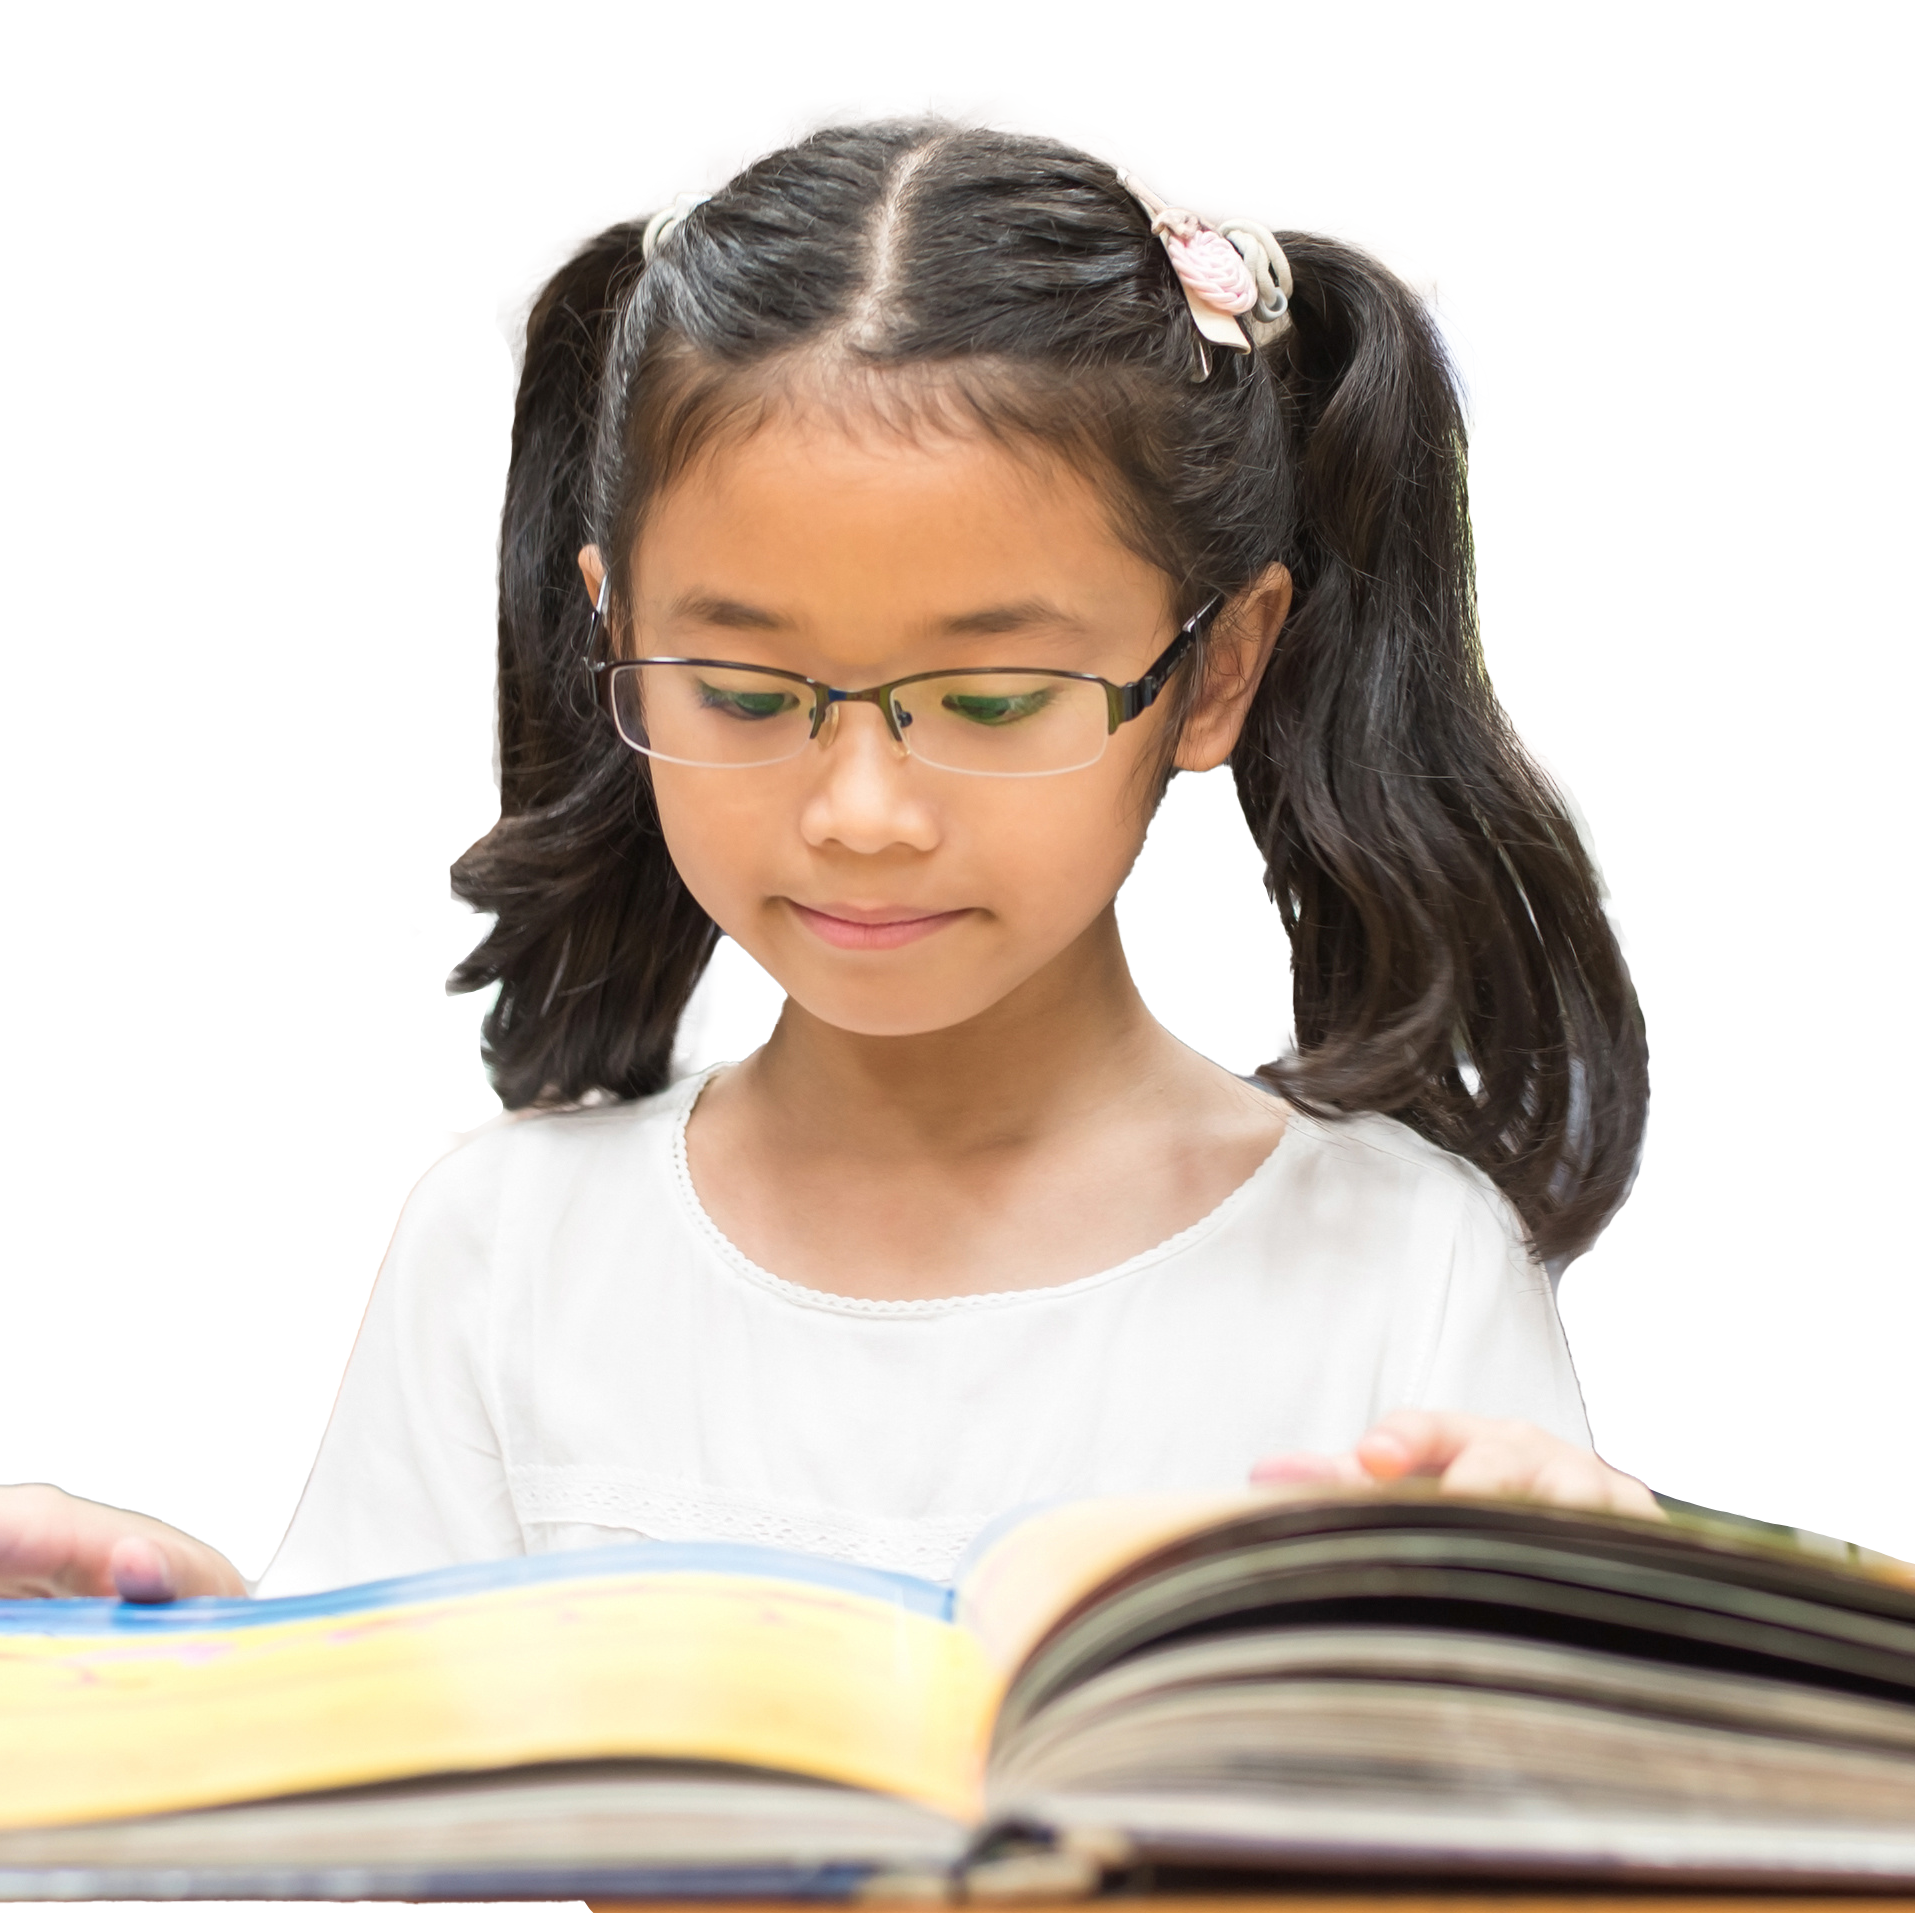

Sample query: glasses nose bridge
[815,680,908,747]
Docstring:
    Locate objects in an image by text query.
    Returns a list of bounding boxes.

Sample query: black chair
[0,816,365,1088]
[1118,888,1853,1548]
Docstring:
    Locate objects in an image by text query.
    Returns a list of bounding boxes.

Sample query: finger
[1354,1410,1495,1482]
[1250,1451,1369,1487]
[0,1484,90,1596]
[1440,1437,1666,1520]
[109,1536,180,1604]
[1432,1435,1548,1502]
[1530,1450,1664,1520]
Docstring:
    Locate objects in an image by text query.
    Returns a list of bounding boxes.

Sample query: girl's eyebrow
[667,593,790,630]
[666,594,1085,637]
[938,598,1082,637]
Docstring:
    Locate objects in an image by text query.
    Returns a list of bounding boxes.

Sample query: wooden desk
[0,1088,455,1417]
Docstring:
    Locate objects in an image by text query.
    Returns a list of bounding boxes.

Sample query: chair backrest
[1118,896,1853,1555]
[0,804,365,1080]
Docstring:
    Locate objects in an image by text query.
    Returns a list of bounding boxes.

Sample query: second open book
[6,1487,1915,1899]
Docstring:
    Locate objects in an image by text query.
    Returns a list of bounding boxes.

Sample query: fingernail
[111,1538,178,1605]
[1356,1432,1414,1480]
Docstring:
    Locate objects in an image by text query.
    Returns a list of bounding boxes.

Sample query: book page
[956,1489,1293,1673]
[0,1545,999,1831]
[959,1486,1915,1687]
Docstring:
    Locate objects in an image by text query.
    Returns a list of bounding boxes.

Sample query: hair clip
[1117,173,1294,374]
[642,192,710,262]
[1217,218,1294,341]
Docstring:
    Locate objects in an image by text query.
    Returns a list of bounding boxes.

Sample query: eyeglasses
[585,588,1219,778]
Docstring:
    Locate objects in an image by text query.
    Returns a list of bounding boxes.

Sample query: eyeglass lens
[608,663,1113,776]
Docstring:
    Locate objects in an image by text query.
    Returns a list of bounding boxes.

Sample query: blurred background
[2,1,1910,1581]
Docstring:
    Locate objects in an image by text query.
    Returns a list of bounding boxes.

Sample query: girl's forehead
[635,407,1164,618]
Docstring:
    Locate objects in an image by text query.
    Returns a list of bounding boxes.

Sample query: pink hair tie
[1117,171,1293,374]
[1156,220,1259,316]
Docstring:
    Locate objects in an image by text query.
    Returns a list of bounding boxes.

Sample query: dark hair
[452,120,1648,1267]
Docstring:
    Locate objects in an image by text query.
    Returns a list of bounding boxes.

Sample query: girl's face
[603,406,1279,1039]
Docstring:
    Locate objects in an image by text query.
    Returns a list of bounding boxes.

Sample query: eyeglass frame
[583,577,1223,766]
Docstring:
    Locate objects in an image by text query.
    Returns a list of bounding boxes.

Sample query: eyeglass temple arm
[1117,597,1221,723]
[585,571,615,674]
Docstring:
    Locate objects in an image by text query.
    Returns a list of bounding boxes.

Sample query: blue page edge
[0,1538,954,1634]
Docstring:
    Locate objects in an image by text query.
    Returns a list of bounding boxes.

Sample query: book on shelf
[0,547,298,793]
[5,1485,1915,1902]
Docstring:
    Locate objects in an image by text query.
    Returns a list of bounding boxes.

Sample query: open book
[6,1488,1915,1900]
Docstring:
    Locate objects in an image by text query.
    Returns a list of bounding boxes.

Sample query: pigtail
[1234,235,1648,1268]
[448,224,718,1106]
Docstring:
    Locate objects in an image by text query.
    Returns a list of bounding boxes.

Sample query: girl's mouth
[785,902,972,951]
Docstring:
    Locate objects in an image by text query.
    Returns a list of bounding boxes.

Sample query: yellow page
[957,1488,1296,1674]
[0,1570,999,1831]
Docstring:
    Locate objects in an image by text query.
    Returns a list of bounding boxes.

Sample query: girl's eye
[940,688,1057,727]
[695,681,801,721]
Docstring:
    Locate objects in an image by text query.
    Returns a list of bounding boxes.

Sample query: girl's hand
[1251,1409,1662,1521]
[0,1483,247,1601]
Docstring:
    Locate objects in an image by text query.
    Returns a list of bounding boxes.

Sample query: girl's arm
[0,1483,246,1600]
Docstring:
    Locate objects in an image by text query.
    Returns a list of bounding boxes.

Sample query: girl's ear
[1173,564,1292,773]
[578,544,607,603]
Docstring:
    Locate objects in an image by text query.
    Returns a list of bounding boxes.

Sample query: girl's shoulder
[1276,1104,1537,1265]
[404,1075,699,1218]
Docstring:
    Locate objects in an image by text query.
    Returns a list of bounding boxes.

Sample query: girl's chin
[775,967,1028,1042]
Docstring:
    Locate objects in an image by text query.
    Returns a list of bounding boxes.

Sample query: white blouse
[257,1071,1589,1596]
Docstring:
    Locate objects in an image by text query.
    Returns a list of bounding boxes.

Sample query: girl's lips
[785,901,971,951]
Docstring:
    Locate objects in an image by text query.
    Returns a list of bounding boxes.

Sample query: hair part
[451,119,1648,1267]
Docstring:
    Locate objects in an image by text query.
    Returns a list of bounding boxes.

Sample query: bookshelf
[0,84,704,839]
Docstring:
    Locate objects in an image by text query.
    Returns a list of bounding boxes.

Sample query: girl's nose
[797,701,940,855]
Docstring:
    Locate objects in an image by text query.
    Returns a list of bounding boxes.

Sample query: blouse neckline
[666,1064,1299,1319]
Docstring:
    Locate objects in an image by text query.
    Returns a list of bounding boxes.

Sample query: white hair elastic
[641,192,710,262]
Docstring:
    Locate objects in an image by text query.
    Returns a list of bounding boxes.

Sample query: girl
[2,122,1656,1604]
